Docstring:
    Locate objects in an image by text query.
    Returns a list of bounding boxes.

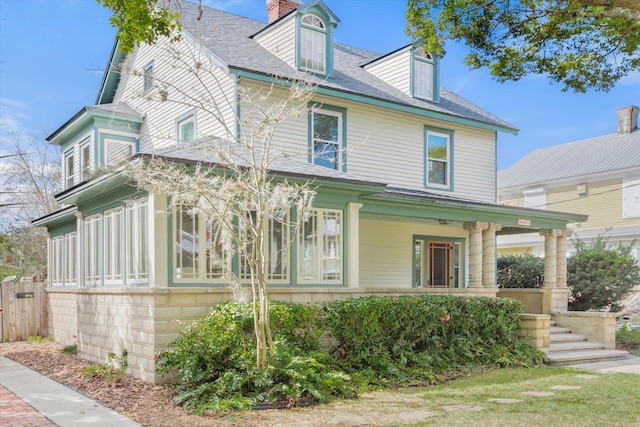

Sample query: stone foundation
[551,311,618,350]
[519,314,550,353]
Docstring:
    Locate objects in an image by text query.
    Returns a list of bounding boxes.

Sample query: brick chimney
[616,105,639,134]
[267,0,302,24]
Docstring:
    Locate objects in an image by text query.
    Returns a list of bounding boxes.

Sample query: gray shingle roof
[139,138,387,187]
[498,130,640,190]
[173,0,516,132]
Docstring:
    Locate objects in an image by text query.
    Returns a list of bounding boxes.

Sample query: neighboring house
[498,106,640,265]
[33,0,583,383]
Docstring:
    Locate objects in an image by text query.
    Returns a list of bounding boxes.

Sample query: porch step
[546,349,629,366]
[546,323,628,366]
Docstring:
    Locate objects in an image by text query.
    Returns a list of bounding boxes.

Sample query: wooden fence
[0,280,47,342]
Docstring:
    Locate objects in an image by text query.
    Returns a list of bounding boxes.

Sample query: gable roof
[98,0,516,134]
[498,129,640,191]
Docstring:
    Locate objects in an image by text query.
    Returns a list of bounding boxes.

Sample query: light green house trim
[230,69,518,135]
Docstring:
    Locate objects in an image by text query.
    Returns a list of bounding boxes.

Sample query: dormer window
[300,14,326,74]
[413,48,436,101]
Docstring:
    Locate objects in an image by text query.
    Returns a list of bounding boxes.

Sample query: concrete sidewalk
[566,354,640,374]
[0,356,140,427]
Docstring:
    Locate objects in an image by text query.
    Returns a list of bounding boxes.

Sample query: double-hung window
[298,208,342,284]
[176,110,196,144]
[413,48,435,101]
[64,150,75,188]
[425,127,453,189]
[311,106,344,170]
[300,14,326,74]
[413,237,463,288]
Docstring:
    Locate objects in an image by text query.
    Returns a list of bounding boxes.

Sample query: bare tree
[125,38,319,370]
[0,131,62,277]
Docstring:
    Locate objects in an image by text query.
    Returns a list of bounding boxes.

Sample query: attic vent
[616,105,639,134]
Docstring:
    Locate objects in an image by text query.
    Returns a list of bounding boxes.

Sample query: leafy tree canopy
[97,0,182,54]
[406,0,640,92]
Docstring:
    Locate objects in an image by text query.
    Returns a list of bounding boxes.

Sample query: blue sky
[1,0,639,169]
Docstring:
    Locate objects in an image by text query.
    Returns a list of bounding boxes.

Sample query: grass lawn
[396,367,640,427]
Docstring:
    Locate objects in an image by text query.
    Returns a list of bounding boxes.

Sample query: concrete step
[547,349,629,366]
[550,332,588,343]
[550,326,572,334]
[549,341,604,353]
[550,320,557,326]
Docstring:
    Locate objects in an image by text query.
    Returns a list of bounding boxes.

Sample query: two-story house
[498,106,640,262]
[33,0,584,382]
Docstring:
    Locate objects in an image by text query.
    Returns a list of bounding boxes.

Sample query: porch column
[556,230,571,289]
[464,221,489,288]
[149,193,168,288]
[346,202,363,289]
[540,229,562,289]
[482,223,502,287]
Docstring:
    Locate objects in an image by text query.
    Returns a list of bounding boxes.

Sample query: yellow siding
[359,218,468,288]
[547,179,640,229]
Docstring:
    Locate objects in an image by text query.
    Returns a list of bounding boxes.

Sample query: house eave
[229,68,518,135]
[31,205,77,228]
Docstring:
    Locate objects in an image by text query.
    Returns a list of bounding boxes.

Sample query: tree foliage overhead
[406,0,640,92]
[97,0,182,54]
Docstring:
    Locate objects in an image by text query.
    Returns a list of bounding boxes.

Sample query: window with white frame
[414,48,435,100]
[126,199,149,283]
[240,210,290,283]
[64,233,77,285]
[174,205,229,282]
[50,236,63,286]
[143,61,154,92]
[176,111,196,143]
[311,107,343,170]
[300,14,326,74]
[425,127,452,189]
[298,208,342,283]
[623,177,640,218]
[105,139,135,168]
[85,214,101,286]
[103,208,123,283]
[80,142,92,181]
[64,150,75,188]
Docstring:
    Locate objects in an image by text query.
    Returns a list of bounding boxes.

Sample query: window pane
[322,211,341,280]
[301,27,326,73]
[414,59,434,100]
[65,154,74,188]
[65,233,76,284]
[428,160,447,185]
[428,134,448,159]
[126,200,148,283]
[179,119,195,142]
[205,219,225,279]
[298,209,342,283]
[313,111,340,169]
[81,144,91,181]
[414,240,422,288]
[85,216,101,286]
[314,141,337,169]
[104,209,123,282]
[144,63,154,92]
[51,237,63,286]
[176,207,199,279]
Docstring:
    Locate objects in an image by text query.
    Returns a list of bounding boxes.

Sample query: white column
[540,229,561,289]
[482,223,502,287]
[556,230,571,289]
[347,202,363,289]
[149,193,168,288]
[464,222,489,288]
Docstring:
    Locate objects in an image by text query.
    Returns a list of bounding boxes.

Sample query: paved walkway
[0,356,140,427]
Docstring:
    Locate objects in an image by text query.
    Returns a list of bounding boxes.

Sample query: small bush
[62,345,77,355]
[82,363,124,383]
[617,326,640,349]
[568,237,640,312]
[497,254,544,288]
[26,336,54,344]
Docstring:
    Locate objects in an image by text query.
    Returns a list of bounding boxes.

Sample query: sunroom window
[240,211,290,283]
[300,14,326,74]
[298,208,342,284]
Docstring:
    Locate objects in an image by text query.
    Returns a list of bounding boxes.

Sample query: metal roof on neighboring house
[498,129,640,191]
[171,0,516,133]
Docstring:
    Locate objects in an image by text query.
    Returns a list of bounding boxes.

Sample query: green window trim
[412,235,465,289]
[308,103,347,172]
[175,109,197,144]
[424,125,454,191]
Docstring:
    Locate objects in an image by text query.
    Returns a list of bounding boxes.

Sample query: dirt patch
[0,341,437,427]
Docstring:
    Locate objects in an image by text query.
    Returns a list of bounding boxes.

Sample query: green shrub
[321,295,544,385]
[26,336,54,344]
[497,254,544,288]
[568,237,640,312]
[616,326,640,349]
[156,301,356,411]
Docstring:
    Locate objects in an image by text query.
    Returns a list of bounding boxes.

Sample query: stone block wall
[552,311,617,349]
[46,290,78,346]
[519,313,550,353]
